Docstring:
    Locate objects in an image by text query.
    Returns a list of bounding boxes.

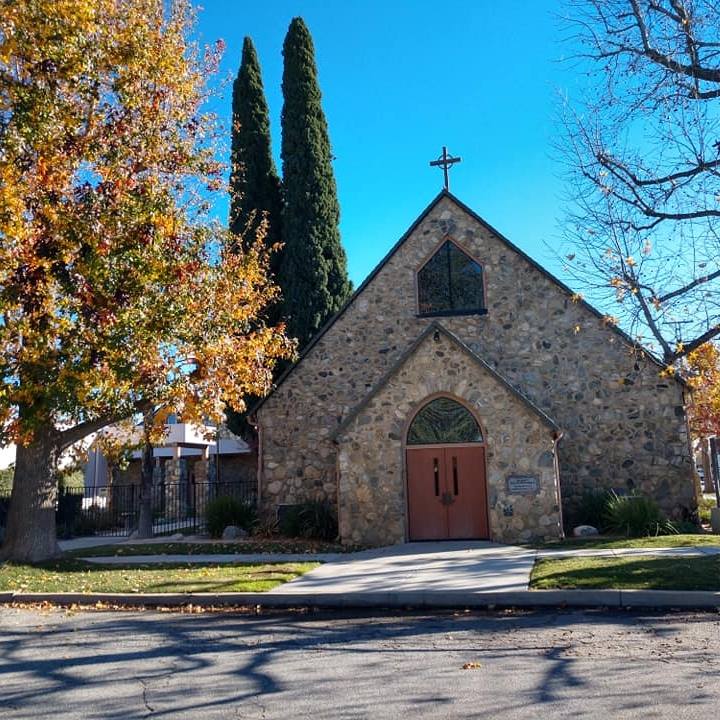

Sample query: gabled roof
[332,322,560,439]
[253,190,682,415]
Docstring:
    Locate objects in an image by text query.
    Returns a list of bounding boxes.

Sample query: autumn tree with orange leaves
[0,0,293,561]
[686,344,720,440]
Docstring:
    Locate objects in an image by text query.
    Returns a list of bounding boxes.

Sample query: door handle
[452,456,459,495]
[433,457,439,496]
[441,491,454,506]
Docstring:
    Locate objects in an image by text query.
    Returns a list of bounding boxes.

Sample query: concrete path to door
[269,541,536,595]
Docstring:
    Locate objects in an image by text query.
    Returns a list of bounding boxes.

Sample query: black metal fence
[0,480,256,539]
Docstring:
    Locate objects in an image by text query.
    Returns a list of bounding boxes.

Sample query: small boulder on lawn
[573,525,599,537]
[222,525,248,540]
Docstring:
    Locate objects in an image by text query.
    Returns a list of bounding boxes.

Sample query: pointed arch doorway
[406,396,489,540]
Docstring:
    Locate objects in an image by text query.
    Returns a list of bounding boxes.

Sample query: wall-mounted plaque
[506,475,539,495]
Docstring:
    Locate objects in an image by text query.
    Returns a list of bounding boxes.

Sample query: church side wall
[257,197,694,527]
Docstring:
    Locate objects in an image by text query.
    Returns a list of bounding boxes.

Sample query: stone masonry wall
[336,330,561,546]
[257,195,694,537]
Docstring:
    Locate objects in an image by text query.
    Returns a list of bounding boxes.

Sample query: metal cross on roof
[429,146,462,191]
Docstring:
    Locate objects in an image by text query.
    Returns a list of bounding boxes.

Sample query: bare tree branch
[559,1,720,365]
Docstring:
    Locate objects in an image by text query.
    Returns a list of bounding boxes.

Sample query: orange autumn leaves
[0,0,293,445]
[686,343,720,439]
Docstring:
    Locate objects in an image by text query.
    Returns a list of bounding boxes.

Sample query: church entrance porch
[405,396,489,541]
[331,324,564,547]
[406,445,489,540]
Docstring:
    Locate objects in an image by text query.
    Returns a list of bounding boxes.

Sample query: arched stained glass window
[407,398,483,445]
[417,241,485,316]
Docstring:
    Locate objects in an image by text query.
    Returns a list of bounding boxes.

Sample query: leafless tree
[560,0,720,364]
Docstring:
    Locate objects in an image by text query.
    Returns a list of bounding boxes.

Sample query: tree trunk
[0,429,61,562]
[135,435,155,539]
[711,437,720,508]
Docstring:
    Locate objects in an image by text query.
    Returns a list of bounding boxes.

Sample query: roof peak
[251,190,679,415]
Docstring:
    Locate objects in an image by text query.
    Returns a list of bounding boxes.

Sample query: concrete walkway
[72,540,720,600]
[269,542,536,594]
[79,541,537,591]
[7,540,720,610]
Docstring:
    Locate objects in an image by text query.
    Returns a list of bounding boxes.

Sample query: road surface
[1,606,719,718]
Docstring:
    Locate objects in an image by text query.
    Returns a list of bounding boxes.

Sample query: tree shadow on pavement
[0,607,717,719]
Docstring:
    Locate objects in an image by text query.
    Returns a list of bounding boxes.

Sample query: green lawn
[533,533,720,550]
[531,555,720,591]
[0,559,319,594]
[66,539,351,558]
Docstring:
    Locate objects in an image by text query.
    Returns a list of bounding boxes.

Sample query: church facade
[253,192,695,546]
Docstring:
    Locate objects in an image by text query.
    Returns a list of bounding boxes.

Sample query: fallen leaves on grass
[0,560,318,594]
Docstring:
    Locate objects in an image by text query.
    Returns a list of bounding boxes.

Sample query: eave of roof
[252,190,684,416]
[332,321,560,440]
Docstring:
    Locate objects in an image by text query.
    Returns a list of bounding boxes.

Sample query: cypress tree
[279,17,351,349]
[229,36,282,278]
[227,37,283,437]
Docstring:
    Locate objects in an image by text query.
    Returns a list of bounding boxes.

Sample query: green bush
[56,491,83,535]
[205,496,256,538]
[0,465,13,494]
[279,500,338,541]
[603,491,677,537]
[56,502,118,538]
[698,494,716,524]
[571,489,612,532]
[673,520,701,535]
[58,468,85,490]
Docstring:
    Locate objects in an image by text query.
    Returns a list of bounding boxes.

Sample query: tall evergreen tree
[279,17,351,349]
[229,37,282,278]
[227,37,283,437]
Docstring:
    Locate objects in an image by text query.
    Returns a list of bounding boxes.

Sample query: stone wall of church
[335,330,562,546]
[257,196,694,538]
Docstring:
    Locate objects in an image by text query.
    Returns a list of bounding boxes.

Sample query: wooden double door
[406,445,489,540]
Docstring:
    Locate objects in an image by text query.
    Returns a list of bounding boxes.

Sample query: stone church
[253,191,695,546]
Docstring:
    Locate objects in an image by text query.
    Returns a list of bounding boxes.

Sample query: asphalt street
[1,606,719,719]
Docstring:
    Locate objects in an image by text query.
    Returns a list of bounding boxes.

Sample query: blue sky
[197,0,580,287]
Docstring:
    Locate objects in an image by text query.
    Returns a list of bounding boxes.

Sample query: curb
[2,589,720,610]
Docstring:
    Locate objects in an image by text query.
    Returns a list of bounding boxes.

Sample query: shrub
[205,496,256,538]
[59,468,85,490]
[279,500,338,541]
[252,511,279,538]
[603,491,676,537]
[673,520,701,535]
[698,494,716,524]
[571,489,612,532]
[57,503,117,538]
[0,494,11,531]
[56,491,83,533]
[0,466,13,494]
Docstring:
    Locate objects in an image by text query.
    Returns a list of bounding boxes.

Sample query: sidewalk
[58,534,206,552]
[76,542,720,566]
[82,552,343,564]
[8,539,716,611]
[79,542,536,592]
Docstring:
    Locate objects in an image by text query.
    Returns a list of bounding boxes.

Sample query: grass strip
[532,533,720,550]
[0,559,319,594]
[531,555,720,591]
[65,540,352,558]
